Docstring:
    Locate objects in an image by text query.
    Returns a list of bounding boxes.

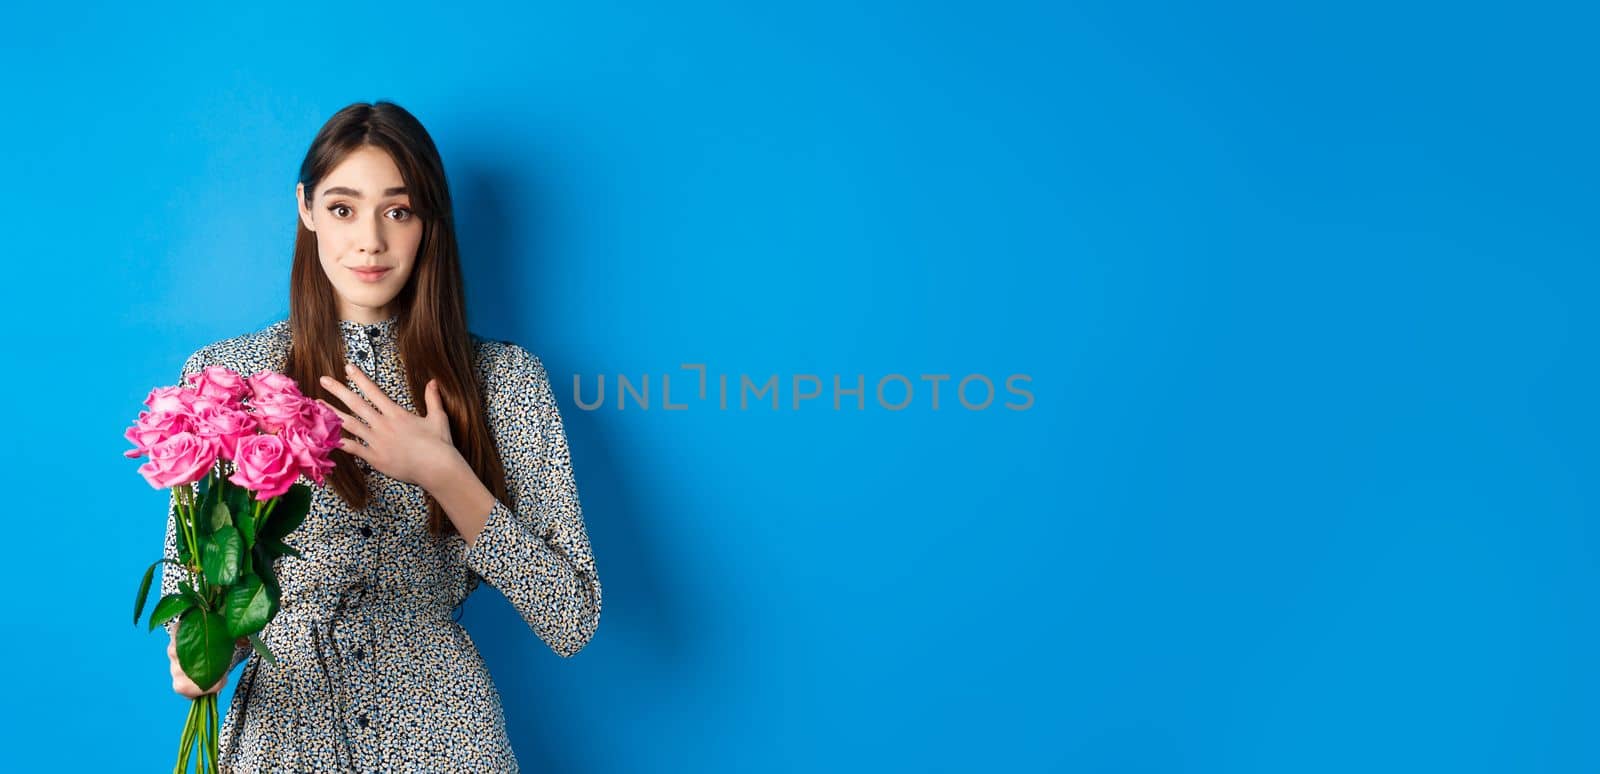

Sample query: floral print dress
[159,315,602,772]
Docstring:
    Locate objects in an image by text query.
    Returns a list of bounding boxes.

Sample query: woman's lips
[351,267,391,283]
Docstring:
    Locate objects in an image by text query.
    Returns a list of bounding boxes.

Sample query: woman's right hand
[168,630,248,699]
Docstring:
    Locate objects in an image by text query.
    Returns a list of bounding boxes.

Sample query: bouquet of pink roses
[126,365,342,774]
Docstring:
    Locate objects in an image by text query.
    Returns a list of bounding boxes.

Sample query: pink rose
[143,385,197,416]
[137,431,218,489]
[186,391,233,416]
[193,402,258,461]
[278,399,343,484]
[252,392,305,435]
[123,409,196,459]
[188,365,251,405]
[249,370,303,402]
[280,423,335,485]
[228,434,300,500]
[299,399,344,452]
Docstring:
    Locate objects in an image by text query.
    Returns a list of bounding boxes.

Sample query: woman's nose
[360,220,385,253]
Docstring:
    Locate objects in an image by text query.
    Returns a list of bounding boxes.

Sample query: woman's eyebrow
[320,185,408,198]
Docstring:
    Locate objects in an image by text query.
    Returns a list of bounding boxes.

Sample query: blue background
[2,1,1594,771]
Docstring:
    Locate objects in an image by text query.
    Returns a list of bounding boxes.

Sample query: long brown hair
[285,101,509,538]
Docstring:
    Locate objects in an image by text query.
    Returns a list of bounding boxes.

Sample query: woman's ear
[295,182,316,232]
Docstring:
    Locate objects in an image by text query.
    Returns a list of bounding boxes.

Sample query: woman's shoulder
[179,318,291,379]
[470,333,551,391]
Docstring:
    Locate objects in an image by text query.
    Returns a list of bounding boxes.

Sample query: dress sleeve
[159,347,251,673]
[464,344,603,658]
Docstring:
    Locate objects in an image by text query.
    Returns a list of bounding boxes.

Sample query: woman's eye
[324,204,410,221]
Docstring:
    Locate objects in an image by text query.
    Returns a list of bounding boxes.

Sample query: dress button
[360,526,373,538]
[357,714,369,728]
[354,647,365,660]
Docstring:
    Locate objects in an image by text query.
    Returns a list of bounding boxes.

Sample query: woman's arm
[449,344,603,658]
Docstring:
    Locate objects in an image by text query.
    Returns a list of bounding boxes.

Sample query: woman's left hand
[318,362,459,489]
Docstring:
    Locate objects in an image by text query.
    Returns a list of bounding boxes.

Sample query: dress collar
[338,314,398,344]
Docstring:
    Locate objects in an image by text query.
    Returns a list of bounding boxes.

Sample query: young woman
[158,101,602,771]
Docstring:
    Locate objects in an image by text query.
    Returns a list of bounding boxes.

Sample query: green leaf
[208,497,232,534]
[240,539,254,578]
[176,609,234,692]
[258,535,302,560]
[132,558,160,625]
[178,579,209,613]
[203,526,243,587]
[246,632,276,665]
[237,504,258,551]
[148,594,194,632]
[258,484,310,544]
[253,545,280,600]
[226,483,252,526]
[224,576,274,638]
[195,476,222,536]
[135,558,192,625]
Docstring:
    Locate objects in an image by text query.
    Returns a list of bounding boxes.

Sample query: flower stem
[209,693,220,772]
[176,699,197,773]
[175,486,197,568]
[198,703,208,773]
[198,696,207,772]
[176,485,212,603]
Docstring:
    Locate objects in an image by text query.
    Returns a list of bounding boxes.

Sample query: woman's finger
[425,380,453,443]
[319,375,380,424]
[317,399,371,443]
[343,362,403,415]
[338,437,370,462]
[424,379,447,421]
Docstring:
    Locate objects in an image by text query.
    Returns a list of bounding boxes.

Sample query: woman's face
[296,145,422,323]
